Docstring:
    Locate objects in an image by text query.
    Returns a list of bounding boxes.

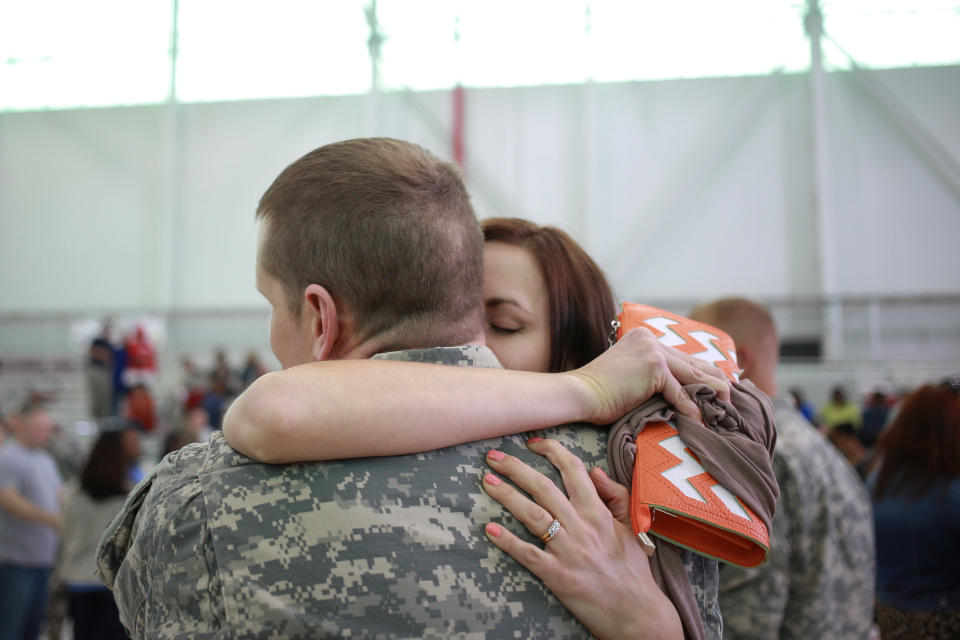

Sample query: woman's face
[482,241,552,372]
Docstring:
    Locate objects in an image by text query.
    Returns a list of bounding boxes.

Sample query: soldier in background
[96,138,722,639]
[689,297,876,640]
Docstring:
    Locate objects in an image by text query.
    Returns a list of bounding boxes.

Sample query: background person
[827,422,872,479]
[689,297,876,640]
[860,390,891,448]
[241,350,268,388]
[820,385,863,433]
[0,404,62,640]
[869,379,960,639]
[54,427,136,640]
[788,387,816,424]
[181,406,213,443]
[85,325,114,419]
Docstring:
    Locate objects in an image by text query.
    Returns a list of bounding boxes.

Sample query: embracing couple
[97,138,773,639]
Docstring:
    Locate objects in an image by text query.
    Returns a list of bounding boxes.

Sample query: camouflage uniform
[97,346,720,639]
[683,551,722,640]
[718,395,875,639]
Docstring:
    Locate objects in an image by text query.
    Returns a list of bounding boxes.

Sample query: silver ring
[539,519,561,544]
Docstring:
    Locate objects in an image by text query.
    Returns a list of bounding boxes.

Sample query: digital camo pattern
[684,551,722,640]
[718,396,875,640]
[97,345,718,639]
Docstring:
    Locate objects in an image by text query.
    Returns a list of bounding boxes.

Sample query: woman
[870,380,960,639]
[224,218,729,638]
[481,218,614,373]
[53,427,137,639]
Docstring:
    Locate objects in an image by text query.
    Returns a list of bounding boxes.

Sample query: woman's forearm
[222,361,594,463]
[222,328,728,464]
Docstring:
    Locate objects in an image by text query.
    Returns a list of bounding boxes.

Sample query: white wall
[1,108,171,310]
[1,66,958,315]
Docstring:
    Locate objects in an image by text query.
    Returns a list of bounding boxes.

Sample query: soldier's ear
[303,284,340,362]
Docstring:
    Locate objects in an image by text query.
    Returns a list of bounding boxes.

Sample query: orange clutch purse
[616,302,769,568]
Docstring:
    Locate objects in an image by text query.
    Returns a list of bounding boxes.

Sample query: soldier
[689,298,876,640]
[97,138,724,638]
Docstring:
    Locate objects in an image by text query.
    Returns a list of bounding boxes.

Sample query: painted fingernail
[487,449,506,461]
[527,437,543,444]
[485,522,502,537]
[484,473,502,486]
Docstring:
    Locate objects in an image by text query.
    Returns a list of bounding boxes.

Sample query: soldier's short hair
[257,138,484,348]
[688,297,777,353]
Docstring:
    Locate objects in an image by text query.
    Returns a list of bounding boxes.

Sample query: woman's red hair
[482,218,616,373]
[872,384,960,499]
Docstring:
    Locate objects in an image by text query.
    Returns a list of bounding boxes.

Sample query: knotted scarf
[607,379,778,640]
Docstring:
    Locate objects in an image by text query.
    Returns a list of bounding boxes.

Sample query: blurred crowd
[788,384,900,479]
[84,321,269,440]
[0,323,956,637]
[785,377,960,638]
[165,348,268,456]
[0,326,270,639]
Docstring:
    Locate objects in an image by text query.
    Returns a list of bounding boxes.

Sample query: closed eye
[488,324,521,335]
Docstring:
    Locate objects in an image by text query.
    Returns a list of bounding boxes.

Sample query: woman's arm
[223,327,729,463]
[481,438,682,639]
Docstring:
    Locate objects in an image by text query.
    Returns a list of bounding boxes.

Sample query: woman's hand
[566,327,731,425]
[482,438,682,640]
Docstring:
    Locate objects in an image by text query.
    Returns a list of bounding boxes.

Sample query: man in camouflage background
[96,138,719,638]
[690,298,875,640]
